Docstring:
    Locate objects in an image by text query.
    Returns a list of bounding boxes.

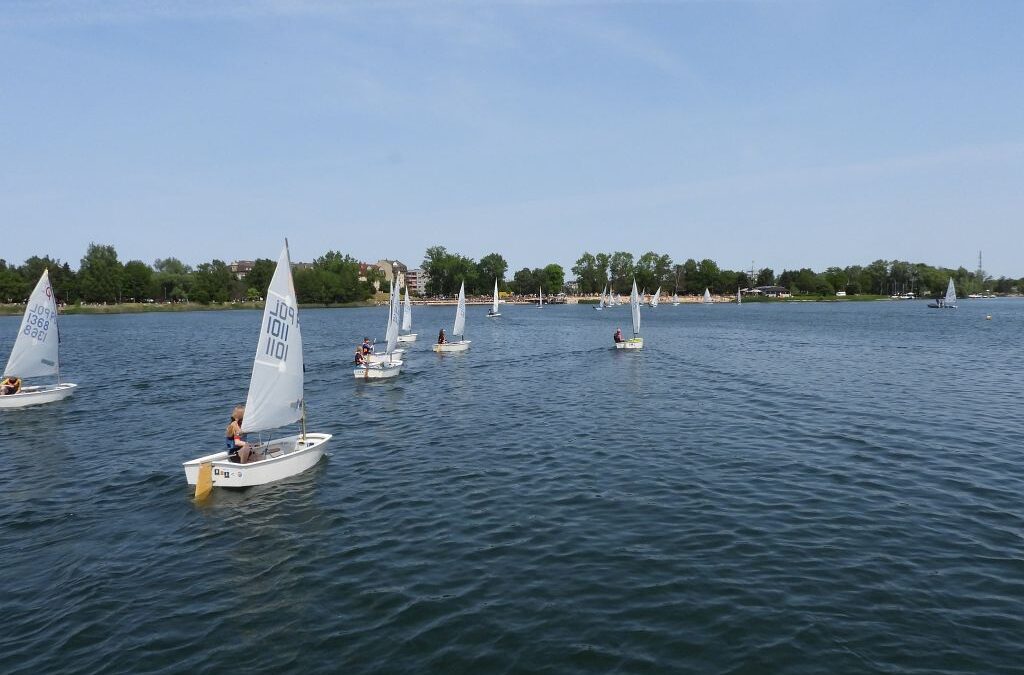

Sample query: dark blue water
[1,300,1022,674]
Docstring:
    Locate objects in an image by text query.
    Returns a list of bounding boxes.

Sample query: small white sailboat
[737,288,742,305]
[0,270,77,409]
[671,292,680,306]
[595,285,607,310]
[356,283,403,380]
[433,282,471,352]
[487,279,502,317]
[650,286,661,308]
[928,278,958,309]
[615,279,644,350]
[397,283,417,342]
[537,286,544,308]
[183,242,331,493]
[703,288,713,304]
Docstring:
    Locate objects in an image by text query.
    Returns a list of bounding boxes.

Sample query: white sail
[599,285,606,309]
[402,285,412,332]
[651,287,661,308]
[945,278,957,305]
[4,270,61,379]
[703,288,712,303]
[385,284,400,355]
[538,287,543,307]
[241,244,304,434]
[453,282,467,336]
[492,279,500,314]
[672,293,679,304]
[630,279,641,336]
[737,288,742,304]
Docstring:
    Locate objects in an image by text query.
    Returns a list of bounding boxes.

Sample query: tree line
[0,244,380,305]
[421,246,566,296]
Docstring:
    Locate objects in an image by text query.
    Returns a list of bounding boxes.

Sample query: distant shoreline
[1,294,1018,317]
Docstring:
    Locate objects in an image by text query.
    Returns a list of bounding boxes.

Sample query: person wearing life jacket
[613,328,624,343]
[225,405,253,463]
[1,375,22,395]
[437,328,447,344]
[354,349,367,366]
[361,338,374,355]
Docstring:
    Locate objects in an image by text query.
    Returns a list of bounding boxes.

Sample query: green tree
[154,257,192,301]
[696,259,721,293]
[572,252,602,294]
[191,260,234,303]
[823,266,847,293]
[79,243,124,303]
[755,267,775,287]
[541,264,565,294]
[511,268,536,295]
[245,258,276,299]
[476,253,508,292]
[422,246,478,296]
[608,251,634,294]
[0,260,28,302]
[122,260,154,301]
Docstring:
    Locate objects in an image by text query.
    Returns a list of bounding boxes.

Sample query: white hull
[353,360,403,379]
[0,383,77,409]
[183,432,331,488]
[487,312,501,317]
[397,333,417,343]
[615,338,644,350]
[432,340,471,352]
[366,349,405,364]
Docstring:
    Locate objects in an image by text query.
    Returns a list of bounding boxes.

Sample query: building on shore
[406,268,429,295]
[375,259,408,285]
[229,260,254,280]
[750,285,791,298]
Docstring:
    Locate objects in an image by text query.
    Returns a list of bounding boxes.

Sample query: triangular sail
[630,279,641,336]
[703,288,712,303]
[241,244,304,434]
[402,285,412,332]
[945,278,957,305]
[492,279,500,314]
[599,285,606,309]
[385,284,399,354]
[672,292,679,303]
[453,282,466,337]
[737,288,742,305]
[651,287,661,308]
[538,287,543,307]
[4,270,60,379]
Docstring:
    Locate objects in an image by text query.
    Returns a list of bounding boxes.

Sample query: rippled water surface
[2,300,1023,674]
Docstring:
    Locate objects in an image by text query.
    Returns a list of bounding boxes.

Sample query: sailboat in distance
[928,278,958,309]
[703,288,713,304]
[397,282,417,342]
[183,242,331,493]
[433,282,471,352]
[650,287,661,308]
[737,288,742,305]
[0,270,77,409]
[537,286,544,308]
[487,279,501,317]
[355,281,403,380]
[671,291,680,306]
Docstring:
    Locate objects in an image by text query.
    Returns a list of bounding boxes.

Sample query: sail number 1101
[264,298,297,361]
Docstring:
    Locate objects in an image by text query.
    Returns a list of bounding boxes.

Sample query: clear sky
[2,1,1022,277]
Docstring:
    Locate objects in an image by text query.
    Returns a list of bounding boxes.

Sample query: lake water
[1,300,1022,674]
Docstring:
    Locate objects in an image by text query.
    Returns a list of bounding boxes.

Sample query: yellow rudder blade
[194,462,213,500]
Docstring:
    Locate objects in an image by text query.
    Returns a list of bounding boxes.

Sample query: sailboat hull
[366,349,405,364]
[432,340,471,352]
[397,333,417,343]
[0,383,77,409]
[615,338,644,350]
[353,361,403,379]
[487,312,501,317]
[183,432,331,488]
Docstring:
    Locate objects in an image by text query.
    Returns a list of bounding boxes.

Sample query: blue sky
[2,1,1022,276]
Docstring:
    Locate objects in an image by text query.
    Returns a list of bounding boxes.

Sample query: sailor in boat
[225,405,254,464]
[613,328,624,344]
[361,337,374,355]
[438,328,447,344]
[1,375,22,395]
[354,349,367,366]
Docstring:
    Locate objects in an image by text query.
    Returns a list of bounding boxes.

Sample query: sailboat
[615,279,644,350]
[183,242,331,492]
[703,288,713,304]
[650,287,661,308]
[0,270,77,409]
[928,278,958,309]
[671,292,680,306]
[537,286,544,308]
[737,288,742,305]
[397,283,417,342]
[487,279,501,317]
[433,282,471,352]
[595,285,606,310]
[356,282,403,379]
